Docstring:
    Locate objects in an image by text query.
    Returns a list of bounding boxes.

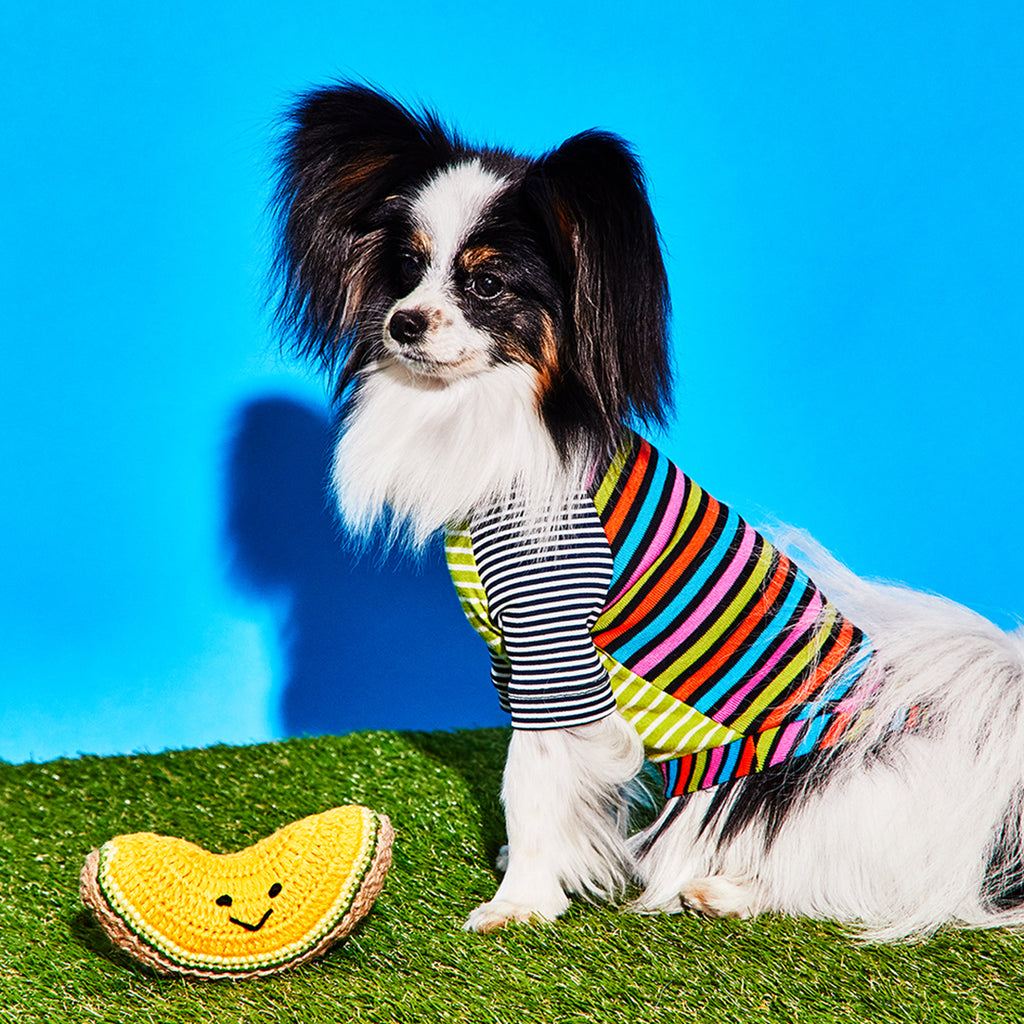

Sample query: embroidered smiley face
[81,806,393,977]
[215,881,283,933]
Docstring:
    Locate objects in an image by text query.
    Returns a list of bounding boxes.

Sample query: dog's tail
[769,527,1024,938]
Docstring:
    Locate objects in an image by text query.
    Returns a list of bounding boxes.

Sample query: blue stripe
[791,641,874,720]
[611,506,744,666]
[691,570,812,715]
[713,737,742,785]
[661,758,680,793]
[609,445,670,585]
[794,714,827,757]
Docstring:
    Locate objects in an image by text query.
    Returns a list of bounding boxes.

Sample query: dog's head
[273,82,672,456]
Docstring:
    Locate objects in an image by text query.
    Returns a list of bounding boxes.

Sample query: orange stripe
[593,490,721,648]
[820,710,852,749]
[603,439,652,545]
[665,551,792,703]
[735,736,757,778]
[760,619,855,730]
[672,756,695,795]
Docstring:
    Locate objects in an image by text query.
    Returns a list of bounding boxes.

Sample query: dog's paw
[680,875,761,919]
[463,899,541,932]
[463,897,563,933]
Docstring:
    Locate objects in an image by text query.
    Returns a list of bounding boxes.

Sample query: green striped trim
[445,522,742,761]
[598,650,741,761]
[445,525,504,656]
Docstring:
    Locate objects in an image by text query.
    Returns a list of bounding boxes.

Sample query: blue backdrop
[3,2,1023,763]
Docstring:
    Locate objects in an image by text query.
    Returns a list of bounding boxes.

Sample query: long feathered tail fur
[633,530,1024,940]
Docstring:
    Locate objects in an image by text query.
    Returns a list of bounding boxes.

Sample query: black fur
[630,750,843,863]
[272,83,464,395]
[525,130,673,452]
[704,748,841,849]
[983,797,1024,912]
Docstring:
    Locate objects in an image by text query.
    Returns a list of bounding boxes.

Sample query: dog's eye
[398,253,424,285]
[470,272,504,300]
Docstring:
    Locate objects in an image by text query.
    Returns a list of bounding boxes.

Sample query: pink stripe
[836,692,867,714]
[715,591,824,720]
[607,471,687,605]
[835,666,882,714]
[632,523,757,677]
[704,743,725,784]
[769,721,805,766]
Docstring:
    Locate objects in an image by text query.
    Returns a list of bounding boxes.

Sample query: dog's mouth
[390,347,484,380]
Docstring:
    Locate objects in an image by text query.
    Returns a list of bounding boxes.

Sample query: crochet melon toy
[80,805,393,980]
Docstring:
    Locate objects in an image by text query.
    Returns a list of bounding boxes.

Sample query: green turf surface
[3,728,1024,1023]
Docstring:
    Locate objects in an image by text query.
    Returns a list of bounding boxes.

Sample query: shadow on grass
[68,907,162,980]
[401,727,510,863]
[399,727,665,867]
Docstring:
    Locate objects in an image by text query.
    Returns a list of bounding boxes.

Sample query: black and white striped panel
[471,496,616,729]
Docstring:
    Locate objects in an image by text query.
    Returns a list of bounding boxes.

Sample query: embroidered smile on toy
[80,806,392,979]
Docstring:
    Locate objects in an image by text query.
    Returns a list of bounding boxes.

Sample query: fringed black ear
[525,131,672,449]
[272,83,458,395]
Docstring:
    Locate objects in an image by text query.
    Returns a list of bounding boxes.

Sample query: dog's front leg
[464,712,643,932]
[464,728,572,932]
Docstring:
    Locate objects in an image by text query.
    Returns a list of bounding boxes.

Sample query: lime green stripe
[685,749,709,793]
[599,651,740,761]
[754,727,780,771]
[653,701,735,754]
[592,438,632,515]
[594,478,704,634]
[730,606,839,733]
[445,515,748,764]
[445,526,503,653]
[653,541,775,686]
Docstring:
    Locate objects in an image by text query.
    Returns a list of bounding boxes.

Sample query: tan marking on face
[500,312,559,407]
[533,313,560,403]
[410,230,432,261]
[459,245,502,272]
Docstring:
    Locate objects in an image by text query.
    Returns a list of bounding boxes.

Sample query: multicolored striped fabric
[592,433,875,795]
[446,432,876,795]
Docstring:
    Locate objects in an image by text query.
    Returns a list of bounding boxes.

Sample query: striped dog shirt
[446,432,876,795]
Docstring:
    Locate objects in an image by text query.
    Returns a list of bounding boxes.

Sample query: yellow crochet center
[97,806,378,970]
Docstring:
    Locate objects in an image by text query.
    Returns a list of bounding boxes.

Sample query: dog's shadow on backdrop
[225,396,504,739]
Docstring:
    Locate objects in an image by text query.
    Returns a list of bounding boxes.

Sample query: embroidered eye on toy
[79,805,393,980]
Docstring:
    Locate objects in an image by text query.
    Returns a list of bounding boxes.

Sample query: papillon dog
[272,82,1024,939]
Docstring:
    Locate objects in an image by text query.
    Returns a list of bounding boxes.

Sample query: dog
[271,82,1024,939]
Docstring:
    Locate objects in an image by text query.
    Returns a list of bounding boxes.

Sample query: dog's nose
[388,309,429,346]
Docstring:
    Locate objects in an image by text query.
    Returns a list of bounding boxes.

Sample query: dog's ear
[525,131,672,445]
[272,83,457,390]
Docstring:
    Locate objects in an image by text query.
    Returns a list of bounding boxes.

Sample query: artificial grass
[3,729,1024,1024]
